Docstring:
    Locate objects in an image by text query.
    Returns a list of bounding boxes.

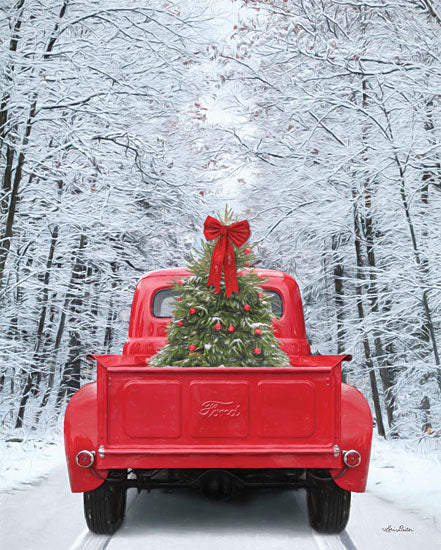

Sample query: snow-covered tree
[0,0,220,433]
[211,0,441,438]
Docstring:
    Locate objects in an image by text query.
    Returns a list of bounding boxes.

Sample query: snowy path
[1,460,440,550]
[0,461,84,550]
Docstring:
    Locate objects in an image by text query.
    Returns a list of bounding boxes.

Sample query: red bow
[203,215,250,298]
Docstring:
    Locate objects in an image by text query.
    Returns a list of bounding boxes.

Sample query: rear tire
[306,471,351,534]
[83,471,127,535]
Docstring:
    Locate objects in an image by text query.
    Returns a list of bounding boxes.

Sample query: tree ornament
[188,344,196,351]
[203,215,250,298]
[177,296,182,301]
[214,323,222,331]
[243,304,251,311]
[255,328,262,335]
[257,292,264,299]
[189,307,197,314]
[244,262,250,267]
[177,320,184,326]
[227,325,235,333]
[254,347,262,355]
[244,248,250,255]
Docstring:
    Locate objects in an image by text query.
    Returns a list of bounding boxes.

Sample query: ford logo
[198,401,241,418]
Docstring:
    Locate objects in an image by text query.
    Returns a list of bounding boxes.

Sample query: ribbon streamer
[203,215,250,298]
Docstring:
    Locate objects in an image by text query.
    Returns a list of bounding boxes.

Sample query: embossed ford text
[199,401,241,418]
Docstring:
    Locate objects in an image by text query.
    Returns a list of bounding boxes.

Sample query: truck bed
[93,355,345,471]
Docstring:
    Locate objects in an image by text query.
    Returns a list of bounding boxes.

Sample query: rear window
[152,289,181,318]
[152,288,283,318]
[264,289,284,318]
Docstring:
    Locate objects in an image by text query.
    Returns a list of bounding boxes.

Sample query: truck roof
[123,267,311,359]
[137,267,288,280]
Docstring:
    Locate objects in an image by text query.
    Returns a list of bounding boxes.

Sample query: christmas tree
[150,208,290,368]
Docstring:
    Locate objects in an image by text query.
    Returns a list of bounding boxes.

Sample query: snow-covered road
[1,455,440,550]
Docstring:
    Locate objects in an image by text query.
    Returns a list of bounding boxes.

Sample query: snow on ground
[367,434,441,524]
[1,431,441,525]
[0,444,84,550]
[0,435,64,493]
[1,432,441,549]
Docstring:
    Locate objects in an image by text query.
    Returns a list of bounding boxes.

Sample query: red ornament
[243,304,251,311]
[188,344,196,351]
[257,292,263,299]
[244,248,250,255]
[189,307,197,314]
[177,296,182,301]
[255,328,262,335]
[244,262,250,267]
[203,215,250,298]
[177,320,184,326]
[214,323,222,331]
[254,347,261,355]
[227,325,235,333]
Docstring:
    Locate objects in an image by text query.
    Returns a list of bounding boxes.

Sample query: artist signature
[382,524,413,533]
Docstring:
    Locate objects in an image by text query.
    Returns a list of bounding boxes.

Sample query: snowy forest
[1,0,440,445]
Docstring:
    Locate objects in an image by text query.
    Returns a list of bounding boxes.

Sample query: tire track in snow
[338,530,358,550]
[70,487,358,550]
[312,530,358,550]
[69,528,111,550]
[69,489,139,550]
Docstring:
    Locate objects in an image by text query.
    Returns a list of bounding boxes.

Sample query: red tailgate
[94,356,345,470]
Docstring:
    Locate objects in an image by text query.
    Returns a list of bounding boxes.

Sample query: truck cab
[123,268,310,359]
[64,268,372,535]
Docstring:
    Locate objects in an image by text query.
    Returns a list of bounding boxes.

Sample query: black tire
[306,471,351,534]
[83,471,127,535]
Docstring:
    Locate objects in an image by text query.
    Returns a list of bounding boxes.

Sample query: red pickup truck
[64,267,372,535]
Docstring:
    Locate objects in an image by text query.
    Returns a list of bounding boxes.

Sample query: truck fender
[64,382,108,493]
[331,383,373,493]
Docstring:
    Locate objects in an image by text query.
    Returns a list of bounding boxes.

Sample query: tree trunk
[0,0,26,228]
[103,262,118,353]
[361,178,396,429]
[331,235,346,381]
[15,232,85,427]
[87,268,101,345]
[0,0,25,155]
[56,234,88,408]
[0,100,37,290]
[355,71,398,430]
[352,191,386,438]
[28,225,59,396]
[394,152,441,391]
[10,197,55,426]
[0,1,70,288]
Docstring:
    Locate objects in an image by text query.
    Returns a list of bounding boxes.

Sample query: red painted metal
[64,382,109,493]
[123,268,311,359]
[94,359,343,471]
[331,383,373,492]
[64,268,372,495]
